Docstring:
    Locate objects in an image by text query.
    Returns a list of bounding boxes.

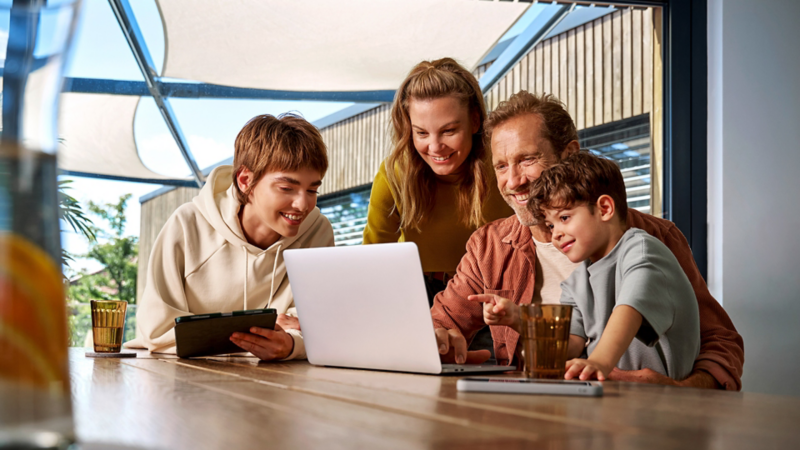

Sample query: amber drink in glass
[520,304,573,379]
[90,300,128,353]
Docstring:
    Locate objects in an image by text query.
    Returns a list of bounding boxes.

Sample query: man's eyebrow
[310,180,322,187]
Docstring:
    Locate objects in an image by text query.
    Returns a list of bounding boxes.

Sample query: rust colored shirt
[431,210,745,390]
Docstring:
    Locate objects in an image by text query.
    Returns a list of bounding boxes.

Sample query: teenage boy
[126,113,334,361]
[535,151,700,380]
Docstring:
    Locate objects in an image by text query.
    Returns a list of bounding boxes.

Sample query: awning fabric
[158,0,530,92]
[55,1,529,181]
[58,93,182,181]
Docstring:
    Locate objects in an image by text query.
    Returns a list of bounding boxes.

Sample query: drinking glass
[0,0,82,448]
[520,304,573,379]
[90,300,128,353]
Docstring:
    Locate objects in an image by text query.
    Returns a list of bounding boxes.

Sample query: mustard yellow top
[362,161,514,273]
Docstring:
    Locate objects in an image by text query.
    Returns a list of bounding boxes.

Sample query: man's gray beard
[504,196,538,227]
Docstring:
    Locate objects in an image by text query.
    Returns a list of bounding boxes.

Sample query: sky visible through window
[0,0,543,274]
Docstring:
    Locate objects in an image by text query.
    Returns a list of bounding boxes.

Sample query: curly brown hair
[529,151,628,223]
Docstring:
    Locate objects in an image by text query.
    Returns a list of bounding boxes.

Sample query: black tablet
[174,308,278,358]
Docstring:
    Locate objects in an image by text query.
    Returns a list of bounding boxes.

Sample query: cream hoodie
[125,165,334,359]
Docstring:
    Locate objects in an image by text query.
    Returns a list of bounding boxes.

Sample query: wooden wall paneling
[594,18,604,125]
[556,35,564,100]
[612,10,623,121]
[498,70,506,104]
[569,28,580,128]
[527,51,535,93]
[622,8,633,119]
[535,44,544,95]
[329,124,337,194]
[554,36,561,98]
[520,54,529,92]
[512,63,520,96]
[362,112,369,186]
[632,8,643,116]
[337,121,345,192]
[585,22,595,129]
[561,33,571,115]
[643,7,653,114]
[543,38,552,95]
[356,114,363,187]
[352,116,359,187]
[369,109,377,184]
[650,7,664,217]
[603,13,613,124]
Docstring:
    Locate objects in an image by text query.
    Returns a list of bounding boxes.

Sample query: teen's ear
[236,167,254,193]
[560,140,580,159]
[596,195,616,222]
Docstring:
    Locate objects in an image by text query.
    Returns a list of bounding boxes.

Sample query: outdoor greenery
[61,190,139,346]
[58,179,96,269]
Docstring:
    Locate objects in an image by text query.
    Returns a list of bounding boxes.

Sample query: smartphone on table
[457,377,603,397]
[174,308,277,358]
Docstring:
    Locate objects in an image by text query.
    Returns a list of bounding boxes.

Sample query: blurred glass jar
[0,0,83,449]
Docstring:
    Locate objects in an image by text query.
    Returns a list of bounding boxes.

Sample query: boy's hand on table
[565,358,613,381]
[467,294,521,333]
[230,325,294,361]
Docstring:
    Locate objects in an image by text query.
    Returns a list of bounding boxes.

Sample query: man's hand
[564,358,613,381]
[434,327,491,365]
[606,368,721,389]
[467,294,521,333]
[230,325,294,361]
[276,314,300,331]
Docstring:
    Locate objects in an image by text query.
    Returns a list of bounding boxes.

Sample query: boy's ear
[236,167,254,193]
[596,195,616,222]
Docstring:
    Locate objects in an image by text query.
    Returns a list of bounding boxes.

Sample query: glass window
[580,114,652,214]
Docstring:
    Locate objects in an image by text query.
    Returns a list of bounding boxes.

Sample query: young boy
[530,151,700,381]
[126,113,334,361]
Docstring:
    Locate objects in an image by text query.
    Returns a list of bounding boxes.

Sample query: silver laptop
[283,242,511,375]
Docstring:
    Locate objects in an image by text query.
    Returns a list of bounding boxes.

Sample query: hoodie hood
[193,165,323,254]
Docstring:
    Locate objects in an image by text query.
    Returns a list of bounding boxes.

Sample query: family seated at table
[127,58,744,391]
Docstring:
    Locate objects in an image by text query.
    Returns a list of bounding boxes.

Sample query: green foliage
[58,179,96,270]
[67,301,92,347]
[81,194,138,304]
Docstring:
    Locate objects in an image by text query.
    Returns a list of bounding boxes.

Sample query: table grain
[69,349,800,450]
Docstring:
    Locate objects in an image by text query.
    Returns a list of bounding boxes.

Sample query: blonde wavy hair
[385,58,490,231]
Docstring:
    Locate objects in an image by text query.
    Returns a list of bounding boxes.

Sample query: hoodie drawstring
[242,243,283,310]
[242,246,249,309]
[267,243,282,309]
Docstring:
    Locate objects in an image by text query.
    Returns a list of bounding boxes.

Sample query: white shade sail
[158,0,530,92]
[58,93,184,181]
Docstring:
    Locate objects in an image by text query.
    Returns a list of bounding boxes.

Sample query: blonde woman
[363,58,512,304]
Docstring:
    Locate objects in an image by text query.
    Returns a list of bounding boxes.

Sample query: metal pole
[107,0,204,188]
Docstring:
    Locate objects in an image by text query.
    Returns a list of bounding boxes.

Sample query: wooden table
[70,349,799,450]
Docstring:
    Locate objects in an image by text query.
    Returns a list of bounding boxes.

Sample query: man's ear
[596,195,616,222]
[560,140,580,159]
[236,167,254,193]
